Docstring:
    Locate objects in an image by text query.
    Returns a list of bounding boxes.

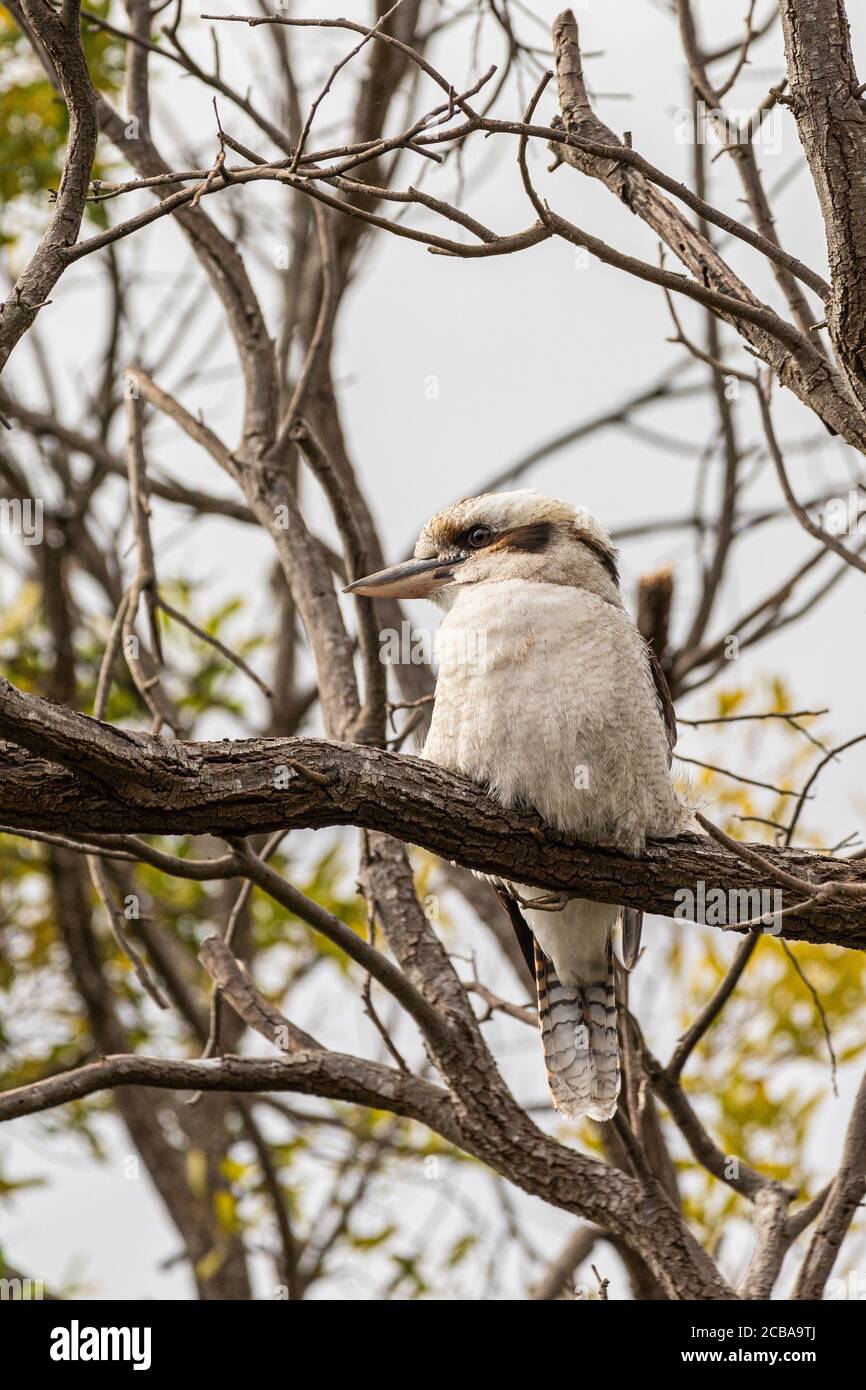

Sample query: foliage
[0,5,124,242]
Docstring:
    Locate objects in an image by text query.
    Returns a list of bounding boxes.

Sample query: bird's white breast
[423,580,686,850]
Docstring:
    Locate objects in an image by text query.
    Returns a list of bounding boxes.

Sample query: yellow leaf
[186,1147,208,1200]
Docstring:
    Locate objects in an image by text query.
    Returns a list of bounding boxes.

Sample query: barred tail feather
[534,938,619,1122]
[583,935,619,1119]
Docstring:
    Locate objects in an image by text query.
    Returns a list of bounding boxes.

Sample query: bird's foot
[514,890,574,913]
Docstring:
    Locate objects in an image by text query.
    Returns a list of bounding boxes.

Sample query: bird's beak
[343,556,460,600]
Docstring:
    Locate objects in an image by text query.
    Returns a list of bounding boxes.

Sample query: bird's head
[343,490,621,607]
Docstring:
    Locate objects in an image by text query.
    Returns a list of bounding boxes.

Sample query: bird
[344,489,692,1121]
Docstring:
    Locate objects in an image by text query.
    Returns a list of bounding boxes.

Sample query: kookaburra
[345,490,691,1121]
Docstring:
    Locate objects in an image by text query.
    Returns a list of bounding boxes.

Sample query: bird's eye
[466,525,493,549]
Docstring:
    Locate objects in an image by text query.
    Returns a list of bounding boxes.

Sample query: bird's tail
[534,936,619,1121]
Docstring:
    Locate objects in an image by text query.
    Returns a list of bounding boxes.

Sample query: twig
[668,931,760,1080]
[157,596,273,700]
[757,378,866,577]
[198,934,321,1053]
[676,755,800,797]
[779,939,838,1094]
[86,855,168,1009]
[784,733,866,846]
[289,1,407,173]
[192,830,287,1098]
[125,386,162,663]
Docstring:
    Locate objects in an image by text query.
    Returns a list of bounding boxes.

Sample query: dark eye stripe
[579,533,620,585]
[488,522,552,553]
[486,522,620,582]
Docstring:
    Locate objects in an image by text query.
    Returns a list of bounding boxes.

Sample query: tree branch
[549,7,866,453]
[0,0,98,371]
[779,0,866,412]
[2,682,866,948]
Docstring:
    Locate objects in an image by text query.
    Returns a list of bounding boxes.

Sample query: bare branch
[548,8,866,453]
[778,0,866,411]
[793,1061,866,1298]
[0,1,98,371]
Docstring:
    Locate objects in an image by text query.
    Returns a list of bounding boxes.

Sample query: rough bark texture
[792,1062,866,1297]
[0,1,98,372]
[2,684,866,949]
[779,0,866,413]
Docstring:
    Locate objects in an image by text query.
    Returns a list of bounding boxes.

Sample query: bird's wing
[645,642,677,762]
[492,884,535,983]
[623,644,677,972]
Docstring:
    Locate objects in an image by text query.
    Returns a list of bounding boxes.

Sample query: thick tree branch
[0,1049,463,1137]
[0,0,98,372]
[779,0,866,412]
[792,1059,866,1298]
[2,681,866,948]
